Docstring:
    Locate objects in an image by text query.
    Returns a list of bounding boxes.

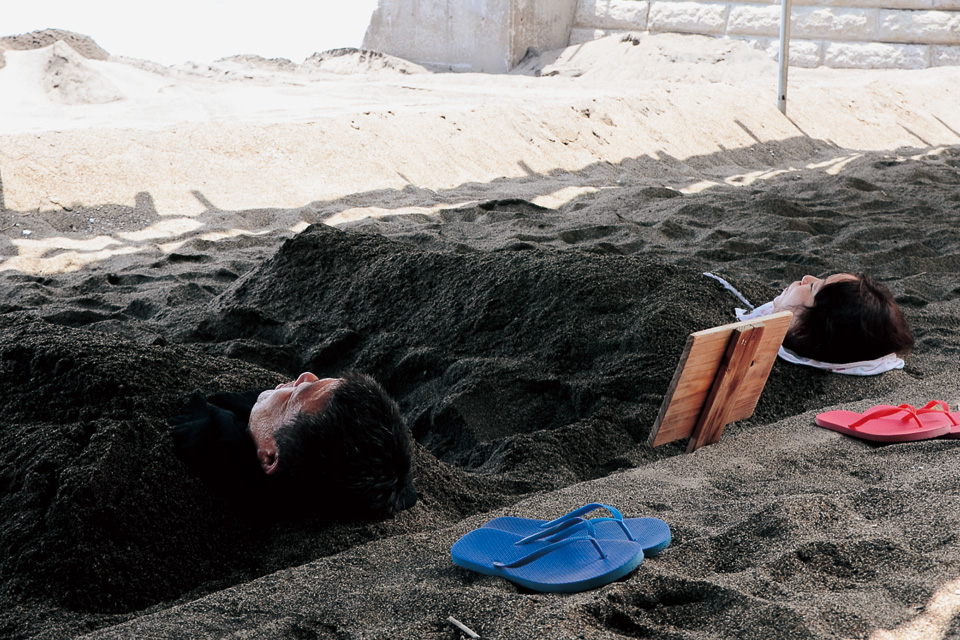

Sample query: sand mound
[0,28,109,70]
[0,28,110,59]
[212,54,299,73]
[0,40,130,112]
[513,32,778,85]
[177,48,428,82]
[301,47,428,75]
[41,40,124,104]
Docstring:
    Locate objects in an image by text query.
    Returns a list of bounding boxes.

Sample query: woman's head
[776,273,914,364]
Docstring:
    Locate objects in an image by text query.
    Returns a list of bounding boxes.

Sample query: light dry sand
[2,32,959,276]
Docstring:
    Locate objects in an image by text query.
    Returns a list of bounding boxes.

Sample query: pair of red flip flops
[816,401,960,443]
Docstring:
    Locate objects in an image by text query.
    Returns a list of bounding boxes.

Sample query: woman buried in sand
[766,272,914,366]
[721,270,914,373]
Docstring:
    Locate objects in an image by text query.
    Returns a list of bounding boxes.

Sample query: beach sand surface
[1,29,960,640]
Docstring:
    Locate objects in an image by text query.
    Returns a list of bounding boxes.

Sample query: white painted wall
[363,0,578,72]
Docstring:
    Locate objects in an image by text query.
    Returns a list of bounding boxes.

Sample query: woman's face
[773,273,858,326]
[248,372,342,473]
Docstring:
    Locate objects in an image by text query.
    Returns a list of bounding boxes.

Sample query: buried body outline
[169,269,913,520]
[170,370,417,519]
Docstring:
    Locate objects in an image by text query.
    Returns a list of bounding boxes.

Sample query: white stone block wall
[571,0,960,67]
[880,9,960,42]
[576,0,650,27]
[728,5,782,36]
[648,2,731,33]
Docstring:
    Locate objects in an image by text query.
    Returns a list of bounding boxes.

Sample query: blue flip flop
[451,518,644,593]
[482,503,671,556]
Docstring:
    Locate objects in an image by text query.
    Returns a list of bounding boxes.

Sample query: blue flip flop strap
[493,535,606,569]
[530,516,635,543]
[539,503,624,529]
[586,517,636,542]
[516,517,595,545]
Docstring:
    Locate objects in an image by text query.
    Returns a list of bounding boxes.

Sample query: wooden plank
[686,324,765,452]
[647,311,792,448]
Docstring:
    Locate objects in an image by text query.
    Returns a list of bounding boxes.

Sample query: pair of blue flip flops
[451,503,671,593]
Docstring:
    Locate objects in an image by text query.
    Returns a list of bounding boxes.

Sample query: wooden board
[646,311,793,450]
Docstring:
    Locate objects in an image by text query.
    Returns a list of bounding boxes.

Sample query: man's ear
[257,447,279,475]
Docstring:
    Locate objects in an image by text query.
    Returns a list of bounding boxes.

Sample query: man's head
[249,371,416,519]
[249,372,341,475]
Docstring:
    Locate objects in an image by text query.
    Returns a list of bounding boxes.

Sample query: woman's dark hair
[272,371,416,519]
[783,273,914,364]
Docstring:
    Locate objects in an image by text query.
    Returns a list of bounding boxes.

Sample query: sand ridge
[1,30,959,268]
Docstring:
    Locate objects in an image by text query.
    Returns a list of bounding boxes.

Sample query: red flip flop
[899,401,960,438]
[815,401,957,443]
[940,403,960,439]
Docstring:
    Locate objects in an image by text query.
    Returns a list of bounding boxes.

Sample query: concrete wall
[363,0,578,72]
[571,0,960,68]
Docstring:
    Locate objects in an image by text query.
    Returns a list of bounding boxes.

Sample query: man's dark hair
[272,371,416,519]
[783,273,914,364]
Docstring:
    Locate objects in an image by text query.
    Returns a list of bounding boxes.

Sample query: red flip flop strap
[850,404,922,430]
[918,400,959,426]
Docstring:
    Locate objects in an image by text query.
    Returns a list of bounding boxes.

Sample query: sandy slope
[1,32,959,277]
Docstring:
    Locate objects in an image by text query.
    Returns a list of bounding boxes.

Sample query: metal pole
[777,0,793,114]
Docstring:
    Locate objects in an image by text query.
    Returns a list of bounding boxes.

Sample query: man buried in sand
[170,371,417,519]
[755,272,914,368]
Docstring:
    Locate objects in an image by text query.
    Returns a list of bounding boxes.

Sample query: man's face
[249,372,342,474]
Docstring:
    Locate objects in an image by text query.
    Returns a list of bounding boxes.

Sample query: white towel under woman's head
[704,273,905,377]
